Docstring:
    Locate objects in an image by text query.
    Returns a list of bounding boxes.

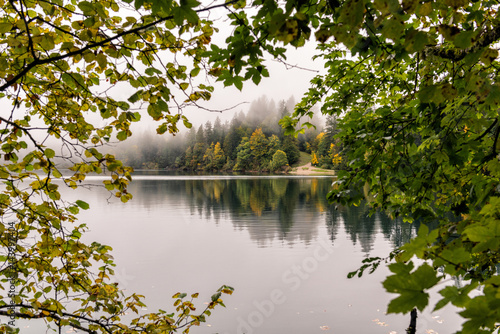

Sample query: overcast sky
[181,41,324,128]
[175,5,325,129]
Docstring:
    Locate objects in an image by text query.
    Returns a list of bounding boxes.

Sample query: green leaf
[234,76,243,91]
[134,0,145,9]
[419,85,443,104]
[78,1,96,15]
[340,0,364,28]
[172,2,200,26]
[128,91,142,103]
[434,283,476,311]
[75,200,90,210]
[96,53,107,68]
[405,31,431,52]
[381,19,404,41]
[117,131,128,141]
[398,224,438,261]
[45,148,55,159]
[384,262,440,313]
[52,169,62,178]
[0,22,13,34]
[387,290,429,314]
[182,116,192,129]
[145,68,162,76]
[454,30,475,48]
[40,35,55,50]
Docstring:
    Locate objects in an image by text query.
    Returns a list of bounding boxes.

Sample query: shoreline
[288,162,336,176]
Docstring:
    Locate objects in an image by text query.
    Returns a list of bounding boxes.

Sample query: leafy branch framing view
[0,0,499,333]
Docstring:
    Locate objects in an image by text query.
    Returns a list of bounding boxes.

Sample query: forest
[112,96,346,172]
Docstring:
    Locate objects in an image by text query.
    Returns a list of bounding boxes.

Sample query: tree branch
[0,0,239,92]
[0,305,105,334]
[424,24,500,61]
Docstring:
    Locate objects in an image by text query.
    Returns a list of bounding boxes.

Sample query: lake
[21,172,463,333]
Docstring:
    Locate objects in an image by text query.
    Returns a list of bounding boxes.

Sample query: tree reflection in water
[129,175,420,251]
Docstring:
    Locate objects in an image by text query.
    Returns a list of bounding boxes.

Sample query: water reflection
[126,175,419,252]
[60,174,461,334]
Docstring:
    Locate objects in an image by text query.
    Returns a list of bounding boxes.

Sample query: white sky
[137,4,327,132]
[181,41,324,128]
[175,3,325,128]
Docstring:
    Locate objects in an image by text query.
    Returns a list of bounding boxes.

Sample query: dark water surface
[25,172,464,333]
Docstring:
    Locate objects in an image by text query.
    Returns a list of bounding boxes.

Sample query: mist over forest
[103,95,344,172]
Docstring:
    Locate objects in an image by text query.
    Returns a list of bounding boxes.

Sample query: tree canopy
[278,0,500,333]
[1,0,500,333]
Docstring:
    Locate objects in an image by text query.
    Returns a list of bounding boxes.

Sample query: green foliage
[0,0,239,332]
[173,114,301,172]
[249,128,269,164]
[233,137,252,171]
[243,0,500,331]
[383,262,441,314]
[203,142,226,170]
[270,150,288,171]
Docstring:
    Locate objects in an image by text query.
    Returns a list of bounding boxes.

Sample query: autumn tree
[212,142,226,170]
[248,127,270,168]
[328,143,342,169]
[0,0,246,332]
[202,142,215,169]
[203,142,225,170]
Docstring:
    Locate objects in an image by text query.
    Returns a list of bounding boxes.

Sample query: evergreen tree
[213,117,224,145]
[224,126,245,160]
[281,135,301,166]
[192,142,206,169]
[234,137,252,171]
[205,120,215,145]
[184,146,194,170]
[325,115,340,138]
[196,125,205,143]
[186,127,197,147]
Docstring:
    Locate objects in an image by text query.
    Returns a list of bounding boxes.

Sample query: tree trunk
[406,308,418,334]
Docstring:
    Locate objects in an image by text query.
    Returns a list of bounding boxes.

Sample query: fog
[0,4,326,163]
[104,94,326,170]
[127,40,324,136]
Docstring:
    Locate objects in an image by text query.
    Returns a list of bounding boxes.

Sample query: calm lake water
[22,172,464,333]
